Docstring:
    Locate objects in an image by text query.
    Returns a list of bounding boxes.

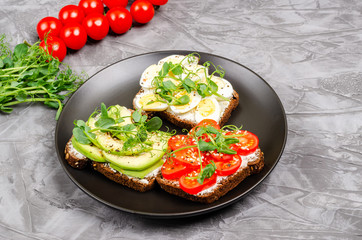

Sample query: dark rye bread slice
[133,88,240,129]
[91,161,157,192]
[64,138,160,192]
[156,148,264,203]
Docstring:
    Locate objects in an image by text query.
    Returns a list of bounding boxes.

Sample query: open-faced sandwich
[64,103,171,192]
[133,54,239,129]
[156,119,264,203]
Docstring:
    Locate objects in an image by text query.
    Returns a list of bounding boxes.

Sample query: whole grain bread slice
[156,148,264,203]
[133,88,240,129]
[64,138,161,192]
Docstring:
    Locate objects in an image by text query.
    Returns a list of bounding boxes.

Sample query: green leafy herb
[197,161,216,185]
[0,34,85,120]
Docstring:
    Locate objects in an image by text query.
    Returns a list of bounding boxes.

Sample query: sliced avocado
[102,135,168,170]
[109,158,163,179]
[87,106,148,155]
[71,137,106,162]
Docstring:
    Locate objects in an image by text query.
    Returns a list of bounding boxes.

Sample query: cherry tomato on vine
[60,23,88,50]
[148,0,168,5]
[39,36,67,62]
[37,17,63,40]
[78,0,104,16]
[130,0,155,24]
[102,0,128,9]
[58,5,85,25]
[82,13,109,40]
[106,7,132,34]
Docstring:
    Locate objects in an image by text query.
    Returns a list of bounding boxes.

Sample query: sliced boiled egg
[187,65,209,82]
[195,96,221,123]
[158,55,199,70]
[134,90,168,111]
[210,75,234,100]
[140,64,162,89]
[170,90,201,114]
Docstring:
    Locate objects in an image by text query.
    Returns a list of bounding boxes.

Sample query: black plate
[55,51,287,218]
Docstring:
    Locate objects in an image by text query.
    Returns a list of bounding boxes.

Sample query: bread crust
[91,161,157,192]
[156,149,264,203]
[133,88,240,129]
[64,138,89,169]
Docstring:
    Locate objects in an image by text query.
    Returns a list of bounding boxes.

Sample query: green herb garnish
[0,34,85,120]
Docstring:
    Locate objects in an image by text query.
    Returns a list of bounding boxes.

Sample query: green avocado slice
[109,159,164,179]
[102,134,168,170]
[71,137,106,162]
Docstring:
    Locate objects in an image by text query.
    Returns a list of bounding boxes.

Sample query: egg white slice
[140,64,162,89]
[195,96,221,123]
[187,65,209,83]
[134,90,168,111]
[170,90,201,114]
[158,55,199,70]
[210,76,234,100]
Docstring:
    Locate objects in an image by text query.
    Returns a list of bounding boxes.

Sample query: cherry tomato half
[82,13,109,40]
[78,0,104,16]
[102,0,128,9]
[58,5,85,25]
[148,0,168,5]
[37,17,63,40]
[226,130,259,156]
[106,7,132,34]
[130,0,155,24]
[215,154,241,176]
[60,23,88,50]
[161,160,190,180]
[189,119,220,142]
[210,150,234,162]
[172,146,201,168]
[39,36,67,62]
[168,135,196,151]
[179,169,217,195]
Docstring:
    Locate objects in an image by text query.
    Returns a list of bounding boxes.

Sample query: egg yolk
[197,98,215,117]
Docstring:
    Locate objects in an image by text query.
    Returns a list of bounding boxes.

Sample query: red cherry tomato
[189,119,220,142]
[215,154,241,176]
[168,135,196,151]
[226,130,259,156]
[189,119,220,136]
[78,0,104,16]
[60,23,88,50]
[130,0,155,24]
[102,0,128,9]
[210,150,234,162]
[58,5,85,25]
[39,36,67,62]
[179,169,217,195]
[161,160,190,180]
[148,0,168,5]
[82,13,109,40]
[37,17,63,40]
[106,7,132,34]
[172,146,201,168]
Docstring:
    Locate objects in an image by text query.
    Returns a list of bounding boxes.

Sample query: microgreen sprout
[0,34,86,120]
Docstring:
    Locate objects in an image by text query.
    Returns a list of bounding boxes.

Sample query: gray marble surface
[1,0,362,239]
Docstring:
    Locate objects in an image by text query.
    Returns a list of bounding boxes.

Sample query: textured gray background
[1,0,362,239]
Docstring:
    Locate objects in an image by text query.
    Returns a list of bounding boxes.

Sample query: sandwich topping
[71,103,172,179]
[161,119,260,195]
[134,54,234,123]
